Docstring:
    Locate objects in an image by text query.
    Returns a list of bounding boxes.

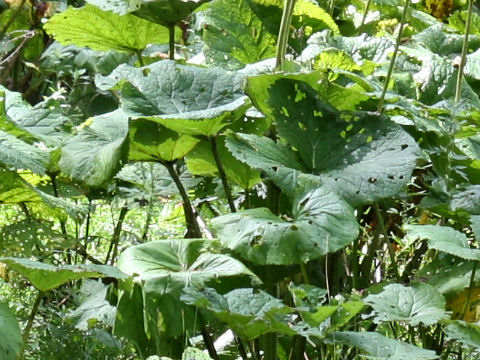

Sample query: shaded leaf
[406,224,480,261]
[364,283,447,326]
[60,110,129,188]
[0,258,127,292]
[0,302,21,360]
[444,320,480,348]
[212,187,358,265]
[327,331,439,359]
[181,287,295,340]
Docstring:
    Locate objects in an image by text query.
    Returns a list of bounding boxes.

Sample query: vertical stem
[210,136,236,212]
[377,0,411,113]
[461,261,478,320]
[136,50,145,67]
[455,0,474,103]
[82,199,93,262]
[17,290,43,360]
[105,206,129,265]
[163,161,202,238]
[50,174,70,263]
[168,24,175,60]
[0,0,27,40]
[359,0,372,33]
[200,325,219,360]
[300,262,310,284]
[373,203,400,280]
[275,0,297,71]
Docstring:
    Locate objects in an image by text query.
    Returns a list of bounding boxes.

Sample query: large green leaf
[0,302,21,360]
[444,320,480,349]
[128,119,200,162]
[181,287,295,340]
[60,110,129,188]
[117,239,259,291]
[406,224,480,260]
[186,136,261,189]
[364,283,447,326]
[0,130,49,174]
[203,0,277,69]
[87,0,210,25]
[212,187,358,265]
[96,61,249,136]
[231,78,420,206]
[0,258,127,292]
[116,239,259,340]
[1,86,72,147]
[44,4,171,53]
[327,331,439,359]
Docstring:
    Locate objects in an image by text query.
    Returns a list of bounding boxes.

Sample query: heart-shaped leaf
[365,283,447,326]
[212,187,358,265]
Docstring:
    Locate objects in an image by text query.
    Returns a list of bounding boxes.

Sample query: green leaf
[1,86,72,147]
[237,77,420,206]
[364,283,447,326]
[128,119,200,162]
[203,0,277,69]
[412,24,478,56]
[60,110,129,188]
[96,61,249,136]
[66,280,116,330]
[182,347,213,360]
[181,287,295,340]
[87,0,210,26]
[117,239,259,292]
[327,331,439,359]
[444,320,480,349]
[450,185,480,214]
[116,239,259,340]
[405,224,480,261]
[212,187,358,265]
[0,302,21,360]
[0,258,127,292]
[0,130,49,174]
[186,136,261,189]
[44,4,171,53]
[415,255,480,296]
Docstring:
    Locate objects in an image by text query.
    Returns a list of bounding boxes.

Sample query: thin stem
[200,325,219,360]
[50,174,70,263]
[461,261,478,320]
[105,206,129,265]
[454,0,474,103]
[377,0,411,113]
[82,199,93,262]
[275,0,296,71]
[300,262,310,285]
[0,0,27,40]
[136,50,145,67]
[244,188,251,209]
[163,161,202,238]
[359,0,372,33]
[19,202,31,220]
[168,24,175,60]
[17,290,43,360]
[210,136,236,212]
[373,203,400,280]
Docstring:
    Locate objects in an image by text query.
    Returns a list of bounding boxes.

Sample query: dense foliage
[3,0,480,359]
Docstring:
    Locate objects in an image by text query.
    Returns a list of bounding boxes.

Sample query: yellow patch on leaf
[447,287,480,322]
[425,0,454,20]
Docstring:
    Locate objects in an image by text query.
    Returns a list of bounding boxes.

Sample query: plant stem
[210,136,236,212]
[136,50,145,67]
[168,24,175,60]
[17,290,43,360]
[105,206,129,265]
[275,0,296,71]
[377,0,411,113]
[200,325,219,360]
[163,161,202,238]
[300,262,310,284]
[82,199,93,262]
[454,0,473,103]
[50,174,71,263]
[359,0,372,33]
[461,261,478,320]
[373,203,400,280]
[0,0,27,40]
